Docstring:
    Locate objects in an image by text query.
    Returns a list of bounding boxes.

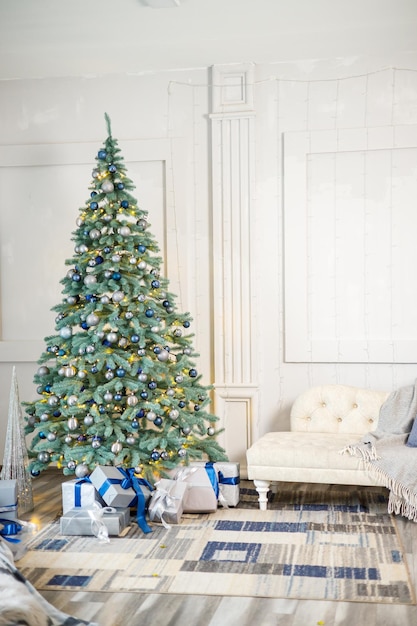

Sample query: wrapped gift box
[62,478,105,514]
[173,465,218,513]
[148,478,187,526]
[214,461,240,507]
[60,506,130,536]
[0,479,17,521]
[89,466,136,507]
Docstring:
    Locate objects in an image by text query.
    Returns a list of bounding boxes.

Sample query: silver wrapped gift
[60,506,130,536]
[89,465,136,507]
[173,466,218,513]
[0,479,17,521]
[148,479,187,527]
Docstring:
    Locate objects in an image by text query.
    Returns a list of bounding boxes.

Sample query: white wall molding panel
[284,125,417,363]
[210,63,258,467]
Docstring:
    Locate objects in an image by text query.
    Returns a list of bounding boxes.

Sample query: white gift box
[173,465,218,513]
[0,479,17,521]
[60,506,130,536]
[89,466,136,508]
[213,461,240,507]
[61,478,105,514]
[189,461,240,507]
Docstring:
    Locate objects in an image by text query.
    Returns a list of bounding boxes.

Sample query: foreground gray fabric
[343,379,417,521]
[0,537,98,626]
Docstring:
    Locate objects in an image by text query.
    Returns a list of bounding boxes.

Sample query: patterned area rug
[18,482,415,604]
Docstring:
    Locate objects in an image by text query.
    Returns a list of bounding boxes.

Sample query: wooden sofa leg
[254,479,270,511]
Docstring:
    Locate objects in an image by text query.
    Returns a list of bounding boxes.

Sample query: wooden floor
[19,468,417,626]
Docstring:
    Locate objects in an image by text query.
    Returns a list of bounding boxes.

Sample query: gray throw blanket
[342,379,417,521]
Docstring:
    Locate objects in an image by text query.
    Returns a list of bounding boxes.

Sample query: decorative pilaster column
[210,63,258,468]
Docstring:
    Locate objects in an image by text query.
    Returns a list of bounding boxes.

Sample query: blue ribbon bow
[0,519,22,543]
[217,471,240,486]
[115,468,154,534]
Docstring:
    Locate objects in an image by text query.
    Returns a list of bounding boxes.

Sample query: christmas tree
[24,114,227,483]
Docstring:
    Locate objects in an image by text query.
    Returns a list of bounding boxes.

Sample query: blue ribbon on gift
[204,462,220,499]
[113,468,154,534]
[0,519,22,543]
[217,471,240,486]
[74,477,92,507]
[0,502,18,515]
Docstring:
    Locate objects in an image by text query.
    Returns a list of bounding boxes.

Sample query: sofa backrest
[290,384,390,434]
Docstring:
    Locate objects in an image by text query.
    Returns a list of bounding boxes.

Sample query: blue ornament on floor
[31,469,41,477]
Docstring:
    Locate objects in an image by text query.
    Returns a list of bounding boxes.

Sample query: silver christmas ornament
[112,254,121,263]
[101,295,110,304]
[40,413,50,422]
[120,226,131,237]
[106,332,118,343]
[157,349,169,362]
[169,409,179,420]
[67,296,77,304]
[178,448,186,457]
[37,451,50,464]
[138,373,147,382]
[89,228,101,240]
[138,261,146,270]
[207,427,215,436]
[64,435,72,444]
[118,338,128,347]
[127,395,138,407]
[175,375,184,383]
[112,290,124,303]
[64,366,76,378]
[76,217,84,226]
[126,436,136,446]
[78,370,87,379]
[84,274,97,286]
[83,415,94,426]
[105,370,114,381]
[91,439,101,449]
[182,426,191,435]
[86,345,95,354]
[75,463,89,478]
[60,326,72,339]
[111,441,123,454]
[125,311,133,319]
[103,391,113,402]
[129,257,137,265]
[37,366,49,376]
[101,180,114,193]
[48,395,59,406]
[47,432,56,442]
[67,460,76,470]
[147,411,156,422]
[86,313,99,326]
[68,417,78,430]
[67,395,78,406]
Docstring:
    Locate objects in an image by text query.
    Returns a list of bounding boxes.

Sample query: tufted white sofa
[246,384,389,510]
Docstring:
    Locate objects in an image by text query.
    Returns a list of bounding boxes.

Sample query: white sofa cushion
[246,431,383,486]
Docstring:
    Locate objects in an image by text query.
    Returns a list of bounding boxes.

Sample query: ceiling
[0,0,416,80]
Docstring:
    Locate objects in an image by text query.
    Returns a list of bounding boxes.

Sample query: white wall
[1,47,417,471]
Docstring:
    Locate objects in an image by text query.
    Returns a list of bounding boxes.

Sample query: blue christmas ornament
[104,247,111,253]
[145,309,154,318]
[116,368,126,377]
[112,272,121,280]
[90,201,98,210]
[183,320,191,328]
[98,150,107,160]
[81,322,88,330]
[148,381,157,390]
[131,419,139,429]
[108,164,117,173]
[95,256,104,264]
[153,346,161,354]
[72,273,81,282]
[154,417,163,427]
[39,432,46,439]
[150,450,160,461]
[151,280,160,289]
[131,334,139,343]
[31,469,41,477]
[91,191,97,197]
[138,245,146,253]
[91,366,98,374]
[121,200,129,208]
[178,401,186,408]
[99,405,106,414]
[140,391,148,399]
[114,393,123,401]
[137,409,145,418]
[117,182,124,190]
[163,300,170,308]
[189,369,198,377]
